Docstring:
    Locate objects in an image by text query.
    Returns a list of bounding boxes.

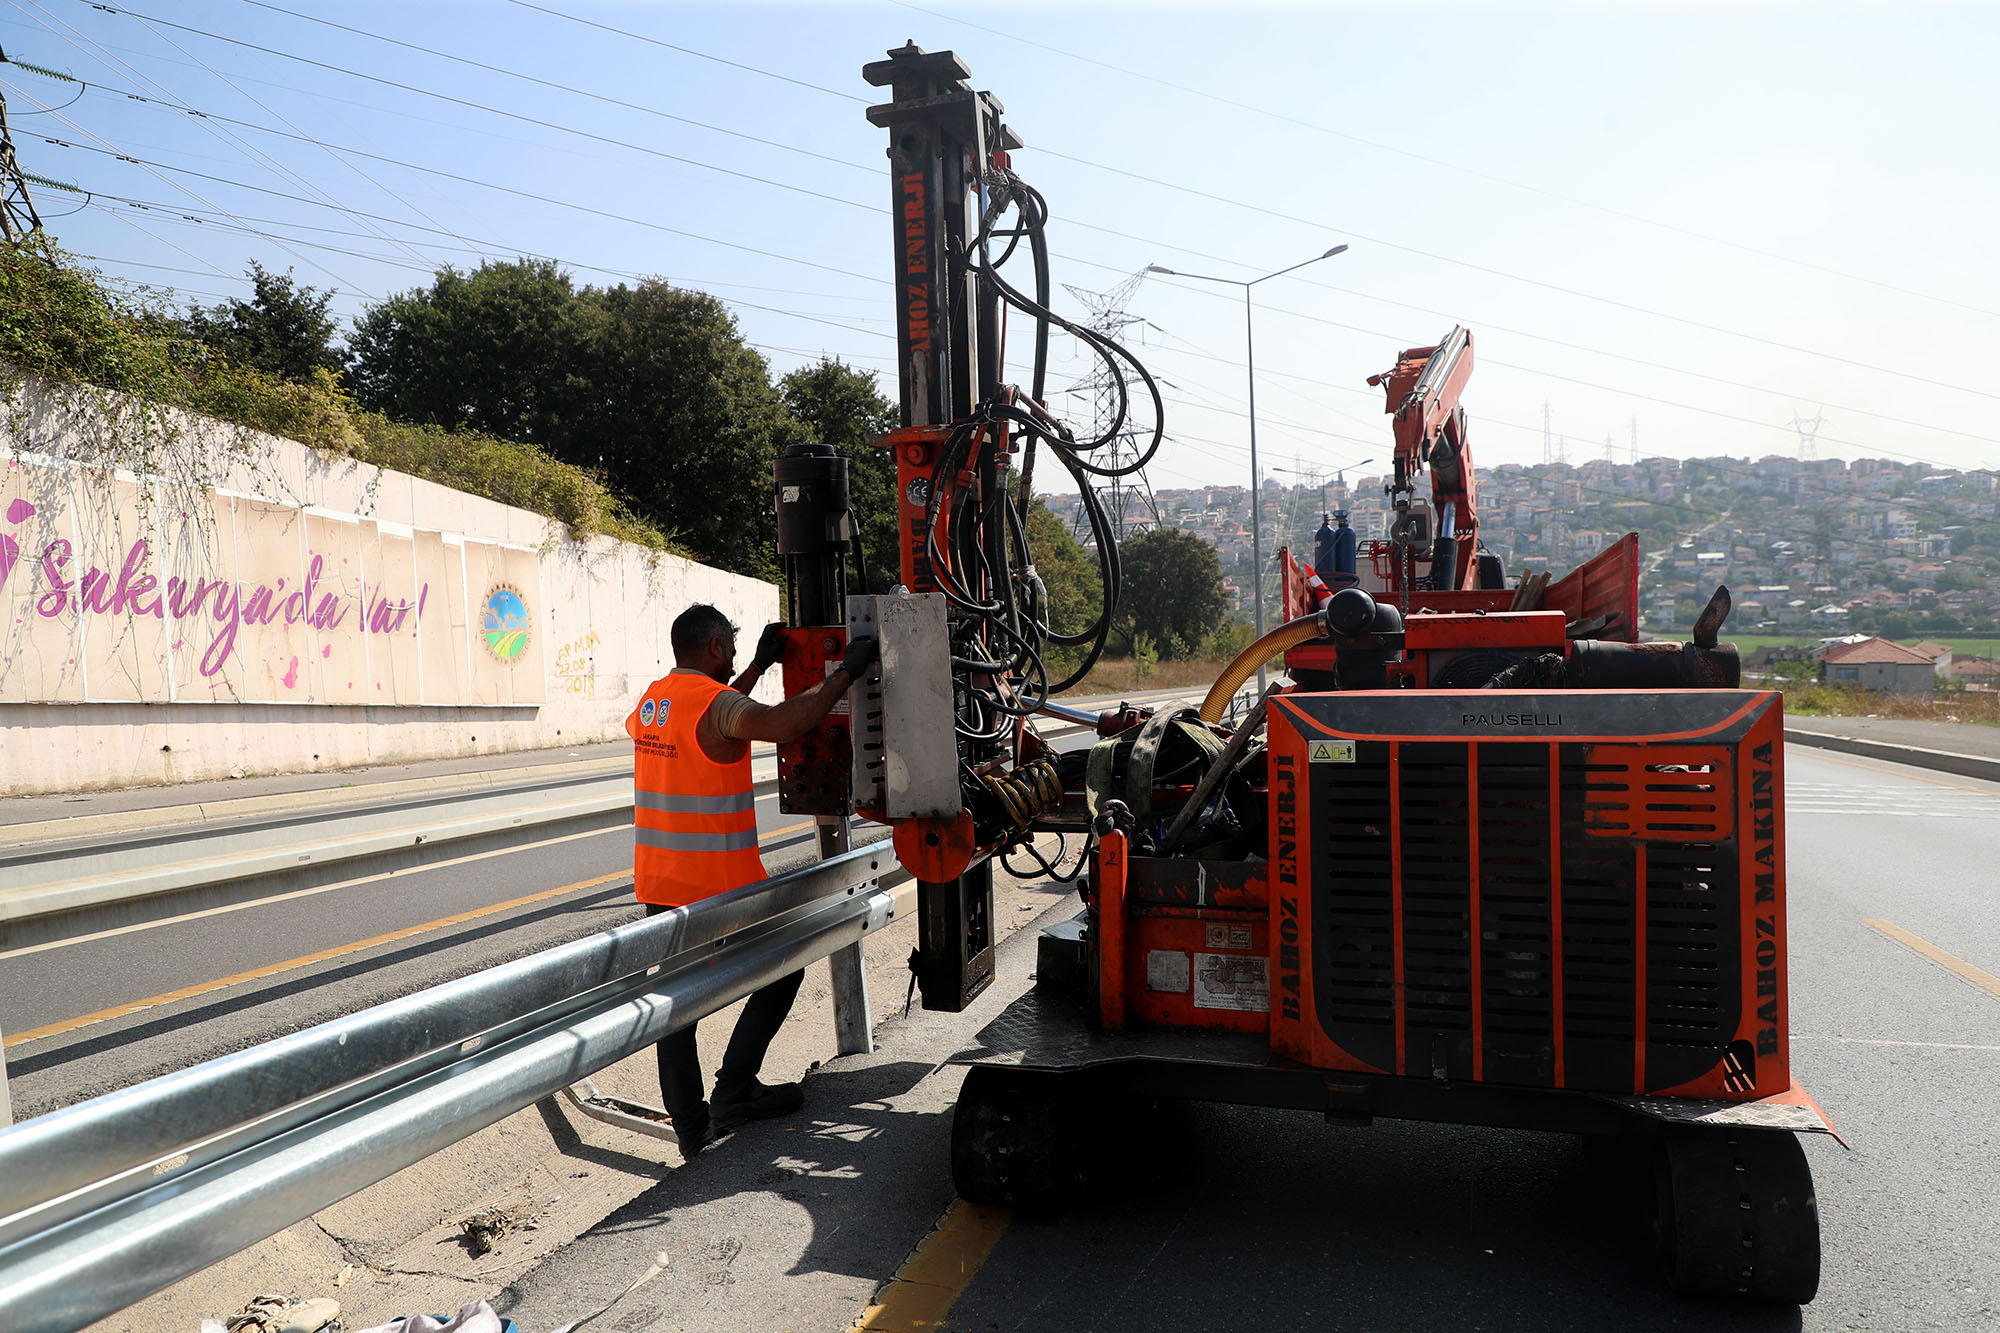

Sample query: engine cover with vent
[1265,689,1786,1101]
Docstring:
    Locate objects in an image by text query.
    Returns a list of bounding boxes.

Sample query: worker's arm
[728,622,788,696]
[730,635,878,744]
[695,635,879,759]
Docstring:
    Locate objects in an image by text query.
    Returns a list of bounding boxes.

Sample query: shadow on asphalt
[493,1056,954,1326]
[958,1097,1808,1332]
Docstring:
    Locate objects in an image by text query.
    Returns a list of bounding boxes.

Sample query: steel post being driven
[820,817,874,1056]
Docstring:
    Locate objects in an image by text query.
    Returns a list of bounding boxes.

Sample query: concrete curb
[1783,727,2000,785]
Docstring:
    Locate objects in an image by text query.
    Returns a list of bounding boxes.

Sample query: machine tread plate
[1608,1093,1836,1136]
[963,986,1275,1071]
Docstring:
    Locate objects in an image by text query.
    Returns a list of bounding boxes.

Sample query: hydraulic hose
[1198,613,1324,723]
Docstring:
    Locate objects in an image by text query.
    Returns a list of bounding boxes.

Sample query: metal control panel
[847,591,960,819]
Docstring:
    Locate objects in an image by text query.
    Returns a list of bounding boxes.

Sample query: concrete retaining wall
[0,378,777,795]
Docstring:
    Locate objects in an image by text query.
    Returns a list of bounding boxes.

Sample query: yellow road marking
[853,1199,1011,1332]
[1864,918,2000,1002]
[1806,749,2000,798]
[0,825,630,963]
[4,817,824,1049]
[4,871,627,1049]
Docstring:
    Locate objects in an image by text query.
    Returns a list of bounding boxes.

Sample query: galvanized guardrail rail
[0,842,894,1333]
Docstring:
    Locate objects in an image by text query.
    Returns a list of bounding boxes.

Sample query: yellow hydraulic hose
[1198,612,1324,723]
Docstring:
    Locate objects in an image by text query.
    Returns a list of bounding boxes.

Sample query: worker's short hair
[671,604,737,660]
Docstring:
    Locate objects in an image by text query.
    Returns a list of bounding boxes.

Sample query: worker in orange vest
[627,603,878,1157]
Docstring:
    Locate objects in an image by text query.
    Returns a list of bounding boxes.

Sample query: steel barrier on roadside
[0,842,895,1333]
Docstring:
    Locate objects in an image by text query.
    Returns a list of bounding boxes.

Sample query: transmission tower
[1630,417,1640,464]
[1061,267,1160,541]
[0,53,50,251]
[1791,410,1825,461]
[1603,432,1616,463]
[1542,402,1554,465]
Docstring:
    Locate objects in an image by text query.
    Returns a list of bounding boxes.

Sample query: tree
[347,258,587,447]
[567,280,802,577]
[349,263,801,577]
[778,358,898,591]
[1114,528,1228,658]
[1934,569,1983,593]
[182,262,341,383]
[1024,498,1105,641]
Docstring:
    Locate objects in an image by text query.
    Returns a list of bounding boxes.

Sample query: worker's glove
[750,622,788,672]
[840,634,880,679]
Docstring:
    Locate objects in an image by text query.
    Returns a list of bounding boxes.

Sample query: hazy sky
[5,1,1997,502]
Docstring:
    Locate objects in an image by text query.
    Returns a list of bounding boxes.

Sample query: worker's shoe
[711,1079,804,1133]
[672,1109,714,1160]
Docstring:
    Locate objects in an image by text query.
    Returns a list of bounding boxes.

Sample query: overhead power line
[68,3,2000,439]
[236,0,873,179]
[891,0,2000,325]
[44,1,2000,463]
[38,135,890,288]
[19,0,436,271]
[78,3,877,216]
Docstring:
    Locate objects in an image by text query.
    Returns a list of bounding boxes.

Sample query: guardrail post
[818,817,874,1056]
[1,1022,13,1128]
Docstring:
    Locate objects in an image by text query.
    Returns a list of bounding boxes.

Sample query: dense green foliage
[778,358,899,591]
[0,244,666,549]
[1115,527,1230,658]
[348,260,806,575]
[180,262,343,384]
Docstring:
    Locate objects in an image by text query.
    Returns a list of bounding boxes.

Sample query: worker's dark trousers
[645,904,804,1124]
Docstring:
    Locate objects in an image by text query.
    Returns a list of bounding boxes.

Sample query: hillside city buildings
[1042,454,2000,639]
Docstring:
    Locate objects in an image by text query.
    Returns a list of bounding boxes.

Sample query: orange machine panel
[1267,688,1788,1101]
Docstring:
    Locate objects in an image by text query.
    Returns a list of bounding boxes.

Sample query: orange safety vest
[626,671,767,907]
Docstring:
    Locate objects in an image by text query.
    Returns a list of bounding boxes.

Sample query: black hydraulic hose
[846,507,872,594]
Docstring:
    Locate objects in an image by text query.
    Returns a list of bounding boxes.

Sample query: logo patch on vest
[654,698,670,724]
[640,698,656,727]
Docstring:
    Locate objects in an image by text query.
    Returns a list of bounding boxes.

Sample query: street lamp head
[1321,244,1349,259]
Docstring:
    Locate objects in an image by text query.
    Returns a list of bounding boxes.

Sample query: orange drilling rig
[768,45,1833,1304]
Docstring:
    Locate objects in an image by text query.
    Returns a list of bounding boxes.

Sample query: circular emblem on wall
[640,697,656,727]
[482,584,531,662]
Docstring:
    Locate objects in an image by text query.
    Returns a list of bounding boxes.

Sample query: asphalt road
[0,786,803,1118]
[939,744,2000,1331]
[0,688,1196,1119]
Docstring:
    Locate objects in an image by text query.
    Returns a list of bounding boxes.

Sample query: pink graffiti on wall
[0,500,426,677]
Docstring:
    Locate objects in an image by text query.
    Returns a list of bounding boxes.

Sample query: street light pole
[1149,244,1350,689]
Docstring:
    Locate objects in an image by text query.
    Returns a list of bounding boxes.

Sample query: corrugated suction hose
[1198,613,1323,723]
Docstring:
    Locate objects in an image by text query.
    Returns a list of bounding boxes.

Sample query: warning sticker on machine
[1193,952,1269,1012]
[1205,922,1253,951]
[1307,740,1356,764]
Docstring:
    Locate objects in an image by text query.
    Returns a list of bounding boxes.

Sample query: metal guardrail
[0,842,895,1333]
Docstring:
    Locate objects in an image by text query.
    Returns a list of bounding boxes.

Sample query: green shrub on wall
[0,243,670,552]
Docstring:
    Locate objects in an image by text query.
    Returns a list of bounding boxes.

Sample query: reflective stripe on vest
[628,671,768,907]
[635,827,761,853]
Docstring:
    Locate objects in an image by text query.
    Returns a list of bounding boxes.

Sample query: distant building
[1905,640,1955,677]
[1819,638,1937,696]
